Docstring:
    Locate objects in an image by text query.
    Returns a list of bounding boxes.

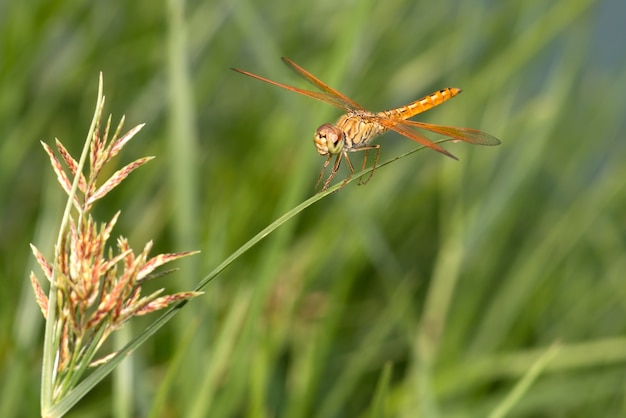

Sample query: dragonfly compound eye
[314,124,344,156]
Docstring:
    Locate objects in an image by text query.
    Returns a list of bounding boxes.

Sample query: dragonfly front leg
[316,152,350,191]
[321,153,347,191]
[315,154,334,190]
[317,153,347,191]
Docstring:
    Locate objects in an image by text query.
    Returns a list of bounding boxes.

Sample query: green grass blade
[488,343,561,418]
[45,143,437,417]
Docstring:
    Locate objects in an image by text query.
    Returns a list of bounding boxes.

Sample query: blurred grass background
[2,0,626,416]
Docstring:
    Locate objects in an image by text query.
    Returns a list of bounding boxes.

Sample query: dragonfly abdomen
[382,87,462,121]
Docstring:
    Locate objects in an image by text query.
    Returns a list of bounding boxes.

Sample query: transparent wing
[396,119,501,146]
[280,57,365,111]
[231,58,365,112]
[375,117,458,160]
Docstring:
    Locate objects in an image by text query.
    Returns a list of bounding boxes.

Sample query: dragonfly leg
[361,149,370,171]
[322,153,346,190]
[316,154,334,190]
[356,145,381,185]
[337,152,355,190]
[357,148,369,185]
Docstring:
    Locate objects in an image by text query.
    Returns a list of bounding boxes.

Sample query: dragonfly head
[314,124,344,156]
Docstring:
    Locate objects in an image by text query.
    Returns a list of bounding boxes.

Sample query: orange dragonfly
[232,57,500,191]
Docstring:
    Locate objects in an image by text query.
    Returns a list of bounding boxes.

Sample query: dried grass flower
[30,75,200,411]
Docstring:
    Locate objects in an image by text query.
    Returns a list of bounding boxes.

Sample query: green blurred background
[2,0,626,416]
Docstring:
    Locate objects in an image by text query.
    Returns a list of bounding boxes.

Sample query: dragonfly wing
[231,67,352,111]
[375,117,458,160]
[398,119,501,146]
[281,57,366,111]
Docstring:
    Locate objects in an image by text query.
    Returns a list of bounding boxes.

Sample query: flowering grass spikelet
[30,77,201,410]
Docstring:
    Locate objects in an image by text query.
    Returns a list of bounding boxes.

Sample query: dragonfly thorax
[336,112,386,150]
[314,124,344,156]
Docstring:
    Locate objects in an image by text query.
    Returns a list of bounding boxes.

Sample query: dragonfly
[232,57,501,191]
